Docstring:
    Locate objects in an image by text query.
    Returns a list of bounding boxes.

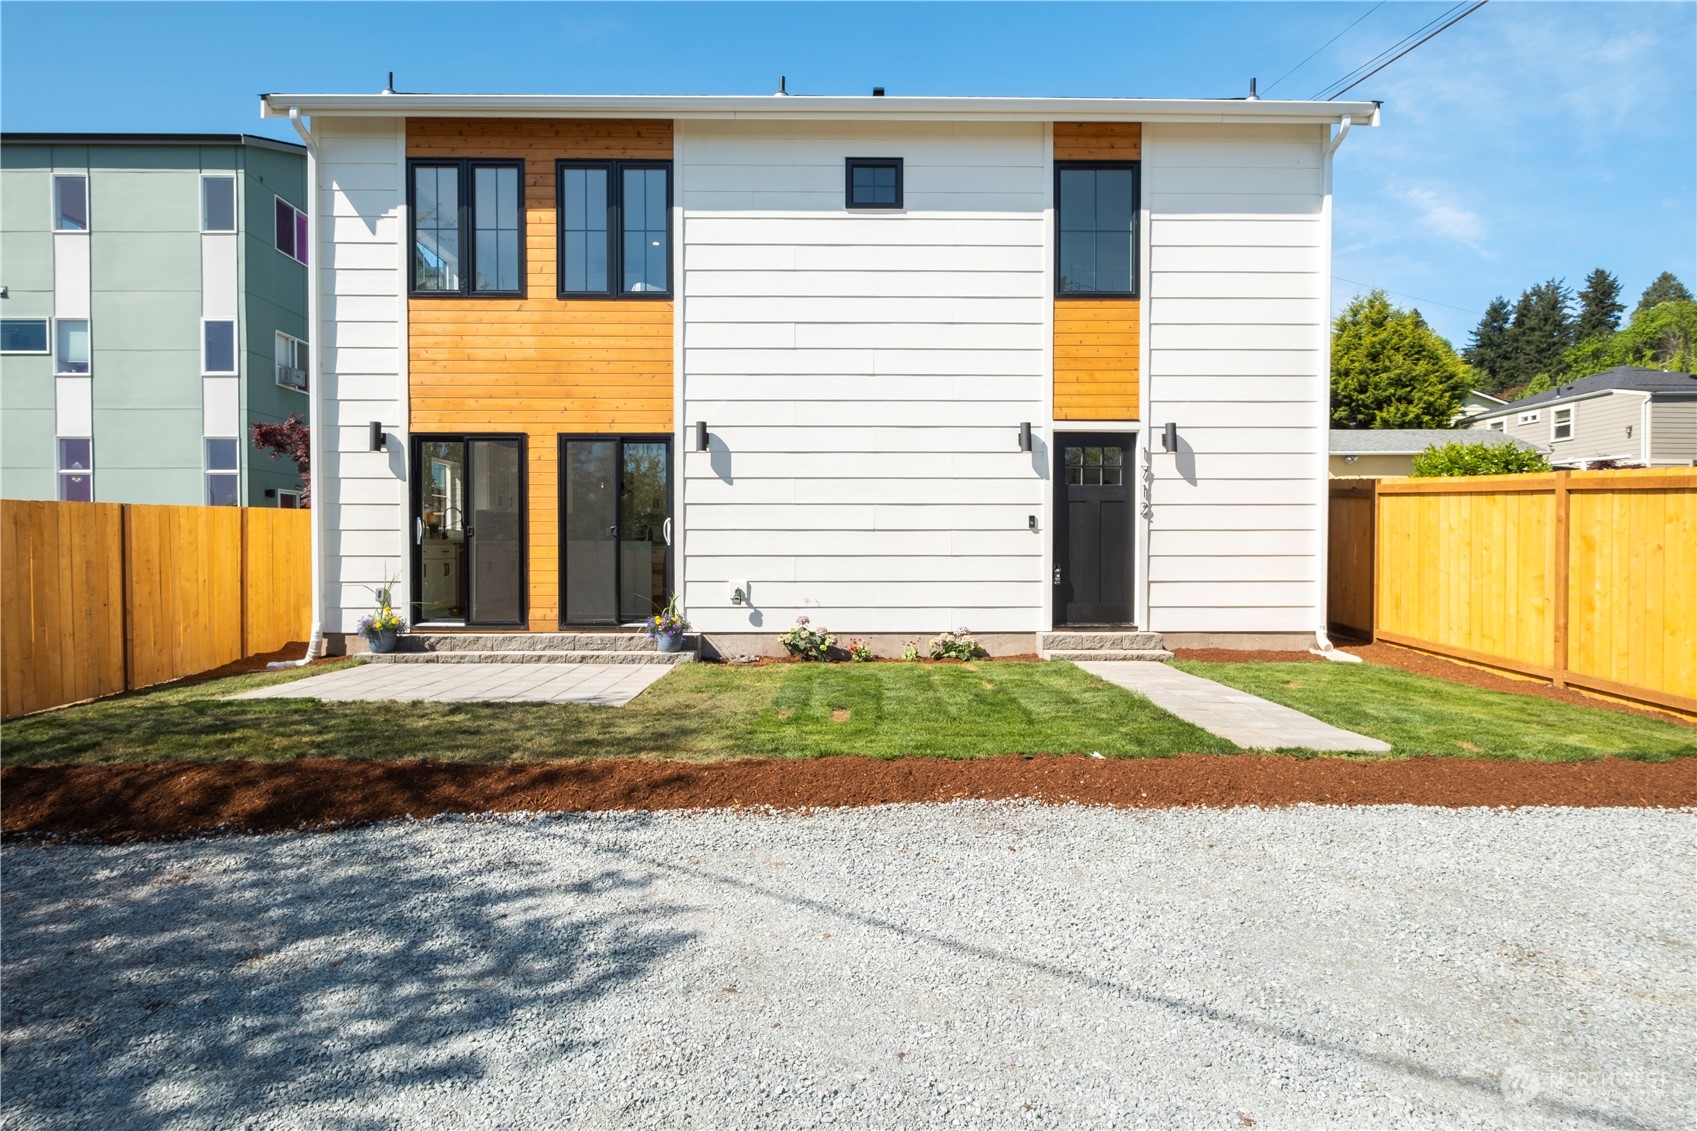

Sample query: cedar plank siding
[1052,122,1141,421]
[406,118,674,629]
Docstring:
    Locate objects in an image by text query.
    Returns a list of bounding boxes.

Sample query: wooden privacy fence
[2,500,311,719]
[1328,469,1697,715]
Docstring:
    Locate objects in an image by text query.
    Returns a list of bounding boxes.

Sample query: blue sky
[3,1,1691,347]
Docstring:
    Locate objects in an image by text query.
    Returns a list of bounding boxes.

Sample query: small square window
[1517,411,1540,425]
[1,318,50,354]
[202,175,236,232]
[58,438,93,470]
[203,320,236,374]
[277,489,301,509]
[846,158,903,210]
[55,320,89,375]
[54,175,88,231]
[206,474,239,507]
[1488,420,1506,432]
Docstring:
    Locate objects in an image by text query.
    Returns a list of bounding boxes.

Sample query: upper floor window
[203,319,237,375]
[845,157,902,210]
[55,320,90,375]
[202,175,237,233]
[409,159,524,296]
[1,318,50,354]
[1552,406,1574,441]
[1517,410,1540,425]
[275,332,308,391]
[275,197,308,265]
[1487,419,1506,432]
[1056,162,1138,296]
[558,161,671,298]
[54,175,88,231]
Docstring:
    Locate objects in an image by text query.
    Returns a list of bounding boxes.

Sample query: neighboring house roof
[1477,366,1697,416]
[1462,389,1507,406]
[259,90,1381,126]
[0,132,305,154]
[1329,429,1542,455]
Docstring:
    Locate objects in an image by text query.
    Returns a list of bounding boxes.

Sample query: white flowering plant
[778,616,835,661]
[929,628,981,661]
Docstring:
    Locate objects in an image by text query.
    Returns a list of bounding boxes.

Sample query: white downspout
[270,107,323,669]
[1313,115,1358,661]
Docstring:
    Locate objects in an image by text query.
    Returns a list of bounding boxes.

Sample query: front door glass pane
[619,441,669,621]
[468,439,523,624]
[417,440,467,621]
[563,439,618,624]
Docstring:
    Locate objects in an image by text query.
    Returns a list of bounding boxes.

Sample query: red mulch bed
[4,754,1692,844]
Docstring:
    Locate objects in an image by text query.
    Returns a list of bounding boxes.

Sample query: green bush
[1410,442,1552,478]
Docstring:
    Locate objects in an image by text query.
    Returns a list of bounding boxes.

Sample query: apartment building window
[275,332,309,391]
[1552,406,1574,441]
[845,157,903,209]
[408,159,524,296]
[203,320,237,375]
[557,161,671,298]
[1,318,50,353]
[1056,162,1138,296]
[55,320,90,375]
[205,438,239,506]
[203,175,237,232]
[277,489,301,509]
[275,197,308,265]
[54,175,88,231]
[58,438,93,502]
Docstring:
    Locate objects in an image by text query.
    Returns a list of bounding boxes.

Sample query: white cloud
[1392,185,1487,249]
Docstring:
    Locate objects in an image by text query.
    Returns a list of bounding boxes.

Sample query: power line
[1333,276,1485,317]
[1263,2,1385,96]
[1312,0,1488,101]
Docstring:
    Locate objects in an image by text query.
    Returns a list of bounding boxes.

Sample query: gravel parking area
[4,804,1692,1129]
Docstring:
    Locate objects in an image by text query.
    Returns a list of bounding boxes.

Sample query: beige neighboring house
[1329,428,1543,478]
[1466,366,1697,468]
[1451,389,1508,423]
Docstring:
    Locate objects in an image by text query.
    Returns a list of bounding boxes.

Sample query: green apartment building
[1,133,309,506]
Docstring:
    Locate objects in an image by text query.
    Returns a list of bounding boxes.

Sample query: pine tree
[1635,271,1694,315]
[1575,269,1624,340]
[1464,296,1514,393]
[1331,290,1472,428]
[1506,278,1575,388]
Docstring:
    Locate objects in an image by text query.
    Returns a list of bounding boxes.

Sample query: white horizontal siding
[681,120,1048,635]
[315,117,406,634]
[1143,122,1329,636]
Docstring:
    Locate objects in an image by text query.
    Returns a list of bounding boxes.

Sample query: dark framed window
[1056,161,1139,297]
[1,318,50,354]
[202,175,236,233]
[845,157,903,210]
[408,159,526,297]
[557,161,672,298]
[275,196,307,265]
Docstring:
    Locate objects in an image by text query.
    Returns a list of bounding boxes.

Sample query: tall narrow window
[54,175,88,231]
[205,438,239,506]
[407,159,524,296]
[1056,163,1138,296]
[1552,407,1574,441]
[55,320,89,375]
[203,175,237,232]
[557,161,671,298]
[203,320,236,375]
[58,438,93,502]
[274,197,307,265]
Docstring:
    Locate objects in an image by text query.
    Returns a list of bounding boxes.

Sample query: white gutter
[269,107,323,670]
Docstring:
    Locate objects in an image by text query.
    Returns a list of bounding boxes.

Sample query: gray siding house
[0,133,309,506]
[1466,366,1697,468]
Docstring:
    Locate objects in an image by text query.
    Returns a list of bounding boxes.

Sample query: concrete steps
[1039,630,1172,663]
[366,632,696,666]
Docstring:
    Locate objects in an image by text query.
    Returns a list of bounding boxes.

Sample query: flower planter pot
[656,634,683,654]
[366,628,398,655]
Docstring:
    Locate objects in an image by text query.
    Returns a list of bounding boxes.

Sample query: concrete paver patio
[1075,661,1393,753]
[229,662,670,707]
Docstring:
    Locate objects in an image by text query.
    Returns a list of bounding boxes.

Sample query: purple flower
[958,626,971,635]
[796,615,810,625]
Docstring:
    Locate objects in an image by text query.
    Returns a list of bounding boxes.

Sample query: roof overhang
[259,92,1381,126]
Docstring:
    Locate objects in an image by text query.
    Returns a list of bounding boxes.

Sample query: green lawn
[1,660,1235,767]
[1173,660,1697,761]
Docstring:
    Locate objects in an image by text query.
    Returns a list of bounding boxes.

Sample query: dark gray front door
[1054,433,1134,625]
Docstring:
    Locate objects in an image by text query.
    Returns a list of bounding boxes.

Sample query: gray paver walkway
[1075,661,1393,753]
[229,662,670,707]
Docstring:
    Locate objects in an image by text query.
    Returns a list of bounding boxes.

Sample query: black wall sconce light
[369,421,386,452]
[1162,421,1178,453]
[1018,422,1032,452]
[694,421,709,452]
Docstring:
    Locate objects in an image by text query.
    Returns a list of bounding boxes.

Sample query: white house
[258,89,1379,658]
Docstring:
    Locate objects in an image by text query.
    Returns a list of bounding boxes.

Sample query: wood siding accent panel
[1053,122,1142,161]
[1054,298,1141,420]
[406,119,675,628]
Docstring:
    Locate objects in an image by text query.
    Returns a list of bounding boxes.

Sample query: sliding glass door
[560,435,672,626]
[412,434,526,627]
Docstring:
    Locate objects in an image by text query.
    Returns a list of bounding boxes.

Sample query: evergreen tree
[1575,268,1625,340]
[1506,278,1575,388]
[1464,296,1514,392]
[1635,271,1694,315]
[1331,290,1472,428]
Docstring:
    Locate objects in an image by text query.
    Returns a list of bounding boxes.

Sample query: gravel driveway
[3,803,1691,1129]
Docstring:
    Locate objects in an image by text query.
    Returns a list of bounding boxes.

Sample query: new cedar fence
[1,500,311,719]
[1328,468,1697,716]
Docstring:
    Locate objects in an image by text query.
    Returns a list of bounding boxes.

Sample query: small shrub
[778,616,836,662]
[900,640,921,662]
[929,628,981,661]
[846,638,873,662]
[1411,441,1552,478]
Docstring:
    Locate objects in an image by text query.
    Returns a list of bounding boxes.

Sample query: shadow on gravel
[1,834,693,1129]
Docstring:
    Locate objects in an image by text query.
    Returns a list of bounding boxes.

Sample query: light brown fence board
[1326,484,1374,637]
[1330,469,1697,715]
[2,500,310,719]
